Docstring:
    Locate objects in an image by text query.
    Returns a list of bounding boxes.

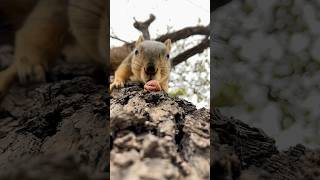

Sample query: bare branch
[171,36,209,67]
[155,25,209,43]
[133,14,156,40]
[110,35,130,44]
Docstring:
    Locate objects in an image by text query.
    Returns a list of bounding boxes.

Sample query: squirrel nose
[146,64,156,74]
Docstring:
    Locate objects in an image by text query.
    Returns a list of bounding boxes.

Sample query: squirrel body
[0,0,107,98]
[110,36,171,92]
[0,1,171,98]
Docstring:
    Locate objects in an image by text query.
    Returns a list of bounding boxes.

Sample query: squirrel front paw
[16,57,46,84]
[109,79,125,92]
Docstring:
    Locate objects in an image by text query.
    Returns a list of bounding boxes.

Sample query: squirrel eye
[166,54,170,59]
[134,49,139,55]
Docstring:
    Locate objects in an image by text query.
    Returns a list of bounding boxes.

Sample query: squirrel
[110,36,171,93]
[0,0,107,98]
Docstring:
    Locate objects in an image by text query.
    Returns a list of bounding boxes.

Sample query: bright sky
[110,0,210,46]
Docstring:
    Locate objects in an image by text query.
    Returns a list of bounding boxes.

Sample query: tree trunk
[110,83,210,180]
[0,47,319,180]
[0,61,109,180]
[212,109,320,180]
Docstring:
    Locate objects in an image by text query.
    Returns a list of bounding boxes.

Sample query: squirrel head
[131,35,171,83]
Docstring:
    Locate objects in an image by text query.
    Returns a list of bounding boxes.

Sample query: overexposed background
[213,0,320,149]
[111,0,209,46]
[111,0,210,108]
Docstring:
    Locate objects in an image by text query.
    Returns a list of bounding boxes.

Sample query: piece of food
[144,80,161,92]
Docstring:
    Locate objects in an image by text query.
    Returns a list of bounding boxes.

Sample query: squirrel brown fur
[0,0,108,98]
[110,36,171,93]
[0,0,171,98]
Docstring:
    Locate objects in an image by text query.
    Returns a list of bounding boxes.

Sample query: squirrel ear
[164,39,171,51]
[136,35,144,47]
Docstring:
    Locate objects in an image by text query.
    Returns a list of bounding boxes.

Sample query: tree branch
[110,35,130,44]
[133,14,155,40]
[171,36,209,67]
[155,25,209,43]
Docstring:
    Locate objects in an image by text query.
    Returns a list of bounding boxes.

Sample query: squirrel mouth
[146,76,154,82]
[144,68,158,76]
[144,67,158,82]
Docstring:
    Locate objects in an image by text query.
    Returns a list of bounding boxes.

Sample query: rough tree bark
[0,45,211,180]
[0,62,109,179]
[110,83,210,180]
[211,109,320,180]
[1,47,319,180]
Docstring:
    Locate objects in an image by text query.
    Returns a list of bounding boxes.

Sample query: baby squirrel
[0,0,107,98]
[110,36,171,93]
